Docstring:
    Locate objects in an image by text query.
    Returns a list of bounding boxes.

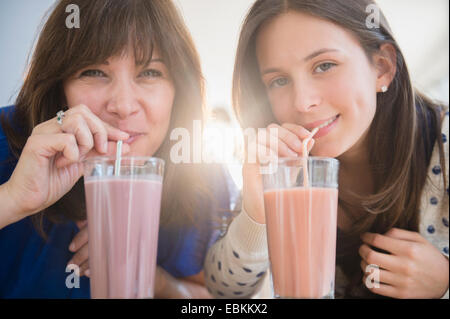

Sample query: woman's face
[64,46,175,157]
[256,11,382,158]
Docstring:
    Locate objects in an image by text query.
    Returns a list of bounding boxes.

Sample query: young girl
[0,0,233,298]
[204,0,449,299]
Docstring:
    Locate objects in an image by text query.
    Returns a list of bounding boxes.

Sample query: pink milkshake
[84,176,163,299]
[264,187,338,298]
[262,157,339,298]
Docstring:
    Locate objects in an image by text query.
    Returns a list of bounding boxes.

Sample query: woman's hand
[68,220,90,277]
[359,227,449,298]
[242,123,314,224]
[3,104,130,223]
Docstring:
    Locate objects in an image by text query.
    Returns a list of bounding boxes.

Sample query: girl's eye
[314,62,337,73]
[269,77,289,89]
[80,69,106,77]
[139,69,162,78]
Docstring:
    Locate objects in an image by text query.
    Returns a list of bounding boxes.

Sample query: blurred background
[0,0,449,193]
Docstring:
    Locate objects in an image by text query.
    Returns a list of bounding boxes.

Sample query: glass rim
[83,156,165,166]
[263,156,339,165]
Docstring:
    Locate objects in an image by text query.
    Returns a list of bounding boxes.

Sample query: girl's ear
[373,43,397,93]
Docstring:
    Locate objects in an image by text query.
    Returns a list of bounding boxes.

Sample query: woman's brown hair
[232,0,447,297]
[1,0,217,237]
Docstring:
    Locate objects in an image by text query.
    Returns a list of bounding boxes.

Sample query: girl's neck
[337,132,372,187]
[336,138,374,229]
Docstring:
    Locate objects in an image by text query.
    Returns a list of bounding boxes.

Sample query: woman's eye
[80,69,106,77]
[314,62,337,73]
[139,69,162,78]
[269,77,289,89]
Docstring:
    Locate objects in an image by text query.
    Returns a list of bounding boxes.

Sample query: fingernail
[85,269,90,277]
[289,149,298,157]
[103,142,108,153]
[294,140,302,151]
[69,243,75,252]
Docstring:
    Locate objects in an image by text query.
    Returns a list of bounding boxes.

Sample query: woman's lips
[123,133,145,144]
[313,114,340,139]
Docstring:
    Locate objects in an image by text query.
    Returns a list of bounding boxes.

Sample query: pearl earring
[381,85,388,93]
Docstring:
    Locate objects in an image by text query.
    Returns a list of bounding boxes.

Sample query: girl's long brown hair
[1,0,216,236]
[232,0,447,297]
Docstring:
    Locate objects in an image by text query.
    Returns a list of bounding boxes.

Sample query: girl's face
[64,47,175,157]
[256,11,385,158]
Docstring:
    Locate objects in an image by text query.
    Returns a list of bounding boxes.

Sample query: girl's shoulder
[418,109,449,257]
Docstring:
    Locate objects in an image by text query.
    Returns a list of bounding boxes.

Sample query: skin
[0,46,210,298]
[242,11,449,298]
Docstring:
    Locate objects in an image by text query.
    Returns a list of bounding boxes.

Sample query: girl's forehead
[256,12,363,63]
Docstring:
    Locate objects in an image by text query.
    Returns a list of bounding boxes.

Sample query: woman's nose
[106,82,140,119]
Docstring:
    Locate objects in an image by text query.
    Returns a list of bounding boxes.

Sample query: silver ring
[56,110,66,125]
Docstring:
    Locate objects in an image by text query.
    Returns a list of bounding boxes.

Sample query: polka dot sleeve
[204,207,269,298]
[419,109,449,299]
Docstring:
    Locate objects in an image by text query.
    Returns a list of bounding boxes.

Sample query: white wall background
[0,0,448,108]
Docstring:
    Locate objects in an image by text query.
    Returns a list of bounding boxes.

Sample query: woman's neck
[336,138,374,229]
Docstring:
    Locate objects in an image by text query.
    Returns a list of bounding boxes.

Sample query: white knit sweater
[204,112,449,299]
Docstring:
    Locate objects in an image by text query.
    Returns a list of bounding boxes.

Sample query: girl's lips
[313,114,340,139]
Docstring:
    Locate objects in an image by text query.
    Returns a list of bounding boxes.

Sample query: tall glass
[262,157,339,299]
[83,156,164,299]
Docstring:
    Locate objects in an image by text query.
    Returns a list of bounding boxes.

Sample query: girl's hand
[154,267,211,298]
[68,220,90,277]
[242,123,314,224]
[4,104,130,222]
[359,227,449,298]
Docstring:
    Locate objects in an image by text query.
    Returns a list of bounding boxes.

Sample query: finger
[281,123,313,140]
[362,274,401,298]
[73,105,129,153]
[361,232,411,256]
[260,135,297,158]
[79,261,90,277]
[360,259,401,286]
[280,123,316,156]
[69,224,88,253]
[55,140,131,168]
[75,220,87,230]
[358,243,401,272]
[384,228,425,243]
[60,113,95,157]
[268,123,302,154]
[67,243,89,267]
[28,133,79,164]
[33,106,130,154]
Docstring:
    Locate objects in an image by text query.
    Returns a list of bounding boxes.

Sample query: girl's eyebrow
[303,48,339,62]
[260,48,340,76]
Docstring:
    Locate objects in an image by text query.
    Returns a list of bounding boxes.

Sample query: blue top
[0,105,236,298]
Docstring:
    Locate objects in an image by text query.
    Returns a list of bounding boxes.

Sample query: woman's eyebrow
[261,48,340,76]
